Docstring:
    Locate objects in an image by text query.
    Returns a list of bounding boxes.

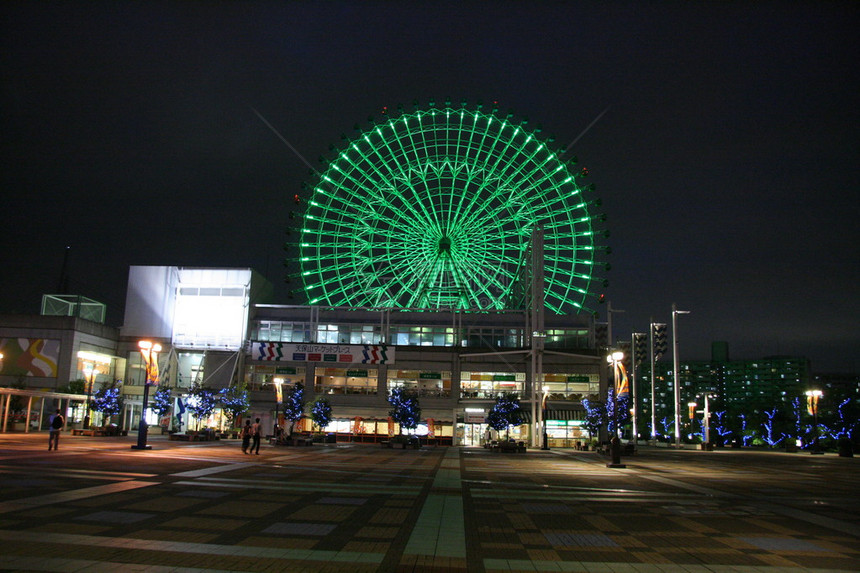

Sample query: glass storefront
[388,370,451,397]
[315,367,377,395]
[542,373,599,401]
[245,364,306,392]
[545,420,590,447]
[460,371,525,399]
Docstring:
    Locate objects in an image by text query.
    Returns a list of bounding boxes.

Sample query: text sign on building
[251,342,394,364]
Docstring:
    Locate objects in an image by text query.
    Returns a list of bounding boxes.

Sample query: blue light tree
[388,387,422,434]
[151,387,173,431]
[186,383,216,430]
[92,385,122,425]
[581,397,605,439]
[485,392,524,440]
[711,411,733,446]
[310,397,332,433]
[283,382,305,437]
[219,384,250,427]
[761,408,783,447]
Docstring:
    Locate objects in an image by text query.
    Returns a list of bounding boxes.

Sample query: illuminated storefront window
[388,370,451,397]
[545,420,590,447]
[245,365,306,392]
[460,371,525,399]
[315,367,378,395]
[541,373,599,401]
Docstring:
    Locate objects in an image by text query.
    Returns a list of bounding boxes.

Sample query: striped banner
[633,333,648,365]
[250,342,394,364]
[652,323,668,361]
[615,362,629,398]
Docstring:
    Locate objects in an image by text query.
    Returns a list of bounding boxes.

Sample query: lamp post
[541,385,550,450]
[83,363,96,429]
[805,389,823,454]
[273,377,284,438]
[687,401,697,442]
[703,393,715,448]
[132,340,161,451]
[606,350,626,468]
[671,303,690,447]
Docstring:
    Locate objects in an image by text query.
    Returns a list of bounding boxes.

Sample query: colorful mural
[0,338,60,377]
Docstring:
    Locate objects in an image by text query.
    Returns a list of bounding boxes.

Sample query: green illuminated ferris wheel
[296,100,607,313]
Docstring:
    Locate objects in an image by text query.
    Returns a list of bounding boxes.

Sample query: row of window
[247,366,599,401]
[252,321,590,349]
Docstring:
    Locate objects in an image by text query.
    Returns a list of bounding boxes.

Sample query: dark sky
[2,2,858,372]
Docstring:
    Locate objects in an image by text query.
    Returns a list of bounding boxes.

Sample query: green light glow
[295,103,605,313]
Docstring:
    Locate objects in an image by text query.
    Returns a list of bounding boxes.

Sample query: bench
[71,428,110,436]
[383,438,421,449]
[493,441,526,453]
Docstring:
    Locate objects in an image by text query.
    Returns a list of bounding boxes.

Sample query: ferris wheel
[294,100,607,314]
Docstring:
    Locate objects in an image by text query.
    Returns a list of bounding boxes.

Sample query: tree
[151,387,172,419]
[485,392,523,439]
[219,383,250,426]
[91,383,122,424]
[186,383,216,430]
[581,397,605,439]
[605,388,631,436]
[283,382,305,436]
[711,410,733,446]
[761,408,783,447]
[388,387,421,434]
[310,397,332,432]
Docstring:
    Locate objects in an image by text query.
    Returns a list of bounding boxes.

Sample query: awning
[545,409,584,421]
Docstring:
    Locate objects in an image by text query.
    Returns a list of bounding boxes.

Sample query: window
[314,368,378,395]
[460,371,525,399]
[388,370,452,398]
[389,325,454,347]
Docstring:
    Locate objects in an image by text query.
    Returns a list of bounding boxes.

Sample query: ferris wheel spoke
[336,153,436,233]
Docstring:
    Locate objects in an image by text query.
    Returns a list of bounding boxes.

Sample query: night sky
[2,2,858,372]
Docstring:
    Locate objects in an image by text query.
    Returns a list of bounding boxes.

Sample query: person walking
[48,409,64,451]
[251,417,262,455]
[241,419,252,454]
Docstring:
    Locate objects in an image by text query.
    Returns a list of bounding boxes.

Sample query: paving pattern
[0,433,857,572]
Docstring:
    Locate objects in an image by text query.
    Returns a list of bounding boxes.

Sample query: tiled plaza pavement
[0,433,857,572]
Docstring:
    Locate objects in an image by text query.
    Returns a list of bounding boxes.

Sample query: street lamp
[132,340,161,451]
[671,303,690,447]
[541,385,550,450]
[83,363,96,429]
[805,389,823,454]
[697,393,715,449]
[687,401,697,441]
[273,377,284,438]
[606,350,626,468]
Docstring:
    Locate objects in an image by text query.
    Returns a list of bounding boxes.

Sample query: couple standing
[242,417,262,454]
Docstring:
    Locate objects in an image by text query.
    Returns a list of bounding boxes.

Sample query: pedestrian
[251,417,261,454]
[48,409,64,451]
[241,419,251,454]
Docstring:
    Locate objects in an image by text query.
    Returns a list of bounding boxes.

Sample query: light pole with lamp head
[671,303,690,447]
[273,377,284,438]
[688,401,697,442]
[83,363,96,429]
[700,393,715,449]
[805,389,823,454]
[541,385,550,450]
[606,350,626,468]
[132,340,161,450]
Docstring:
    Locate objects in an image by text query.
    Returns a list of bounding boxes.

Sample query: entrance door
[461,423,488,446]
